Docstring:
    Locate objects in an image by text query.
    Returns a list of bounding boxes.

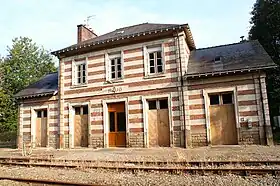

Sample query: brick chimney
[77,24,97,43]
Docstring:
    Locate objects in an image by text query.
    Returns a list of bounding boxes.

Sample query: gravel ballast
[0,166,280,186]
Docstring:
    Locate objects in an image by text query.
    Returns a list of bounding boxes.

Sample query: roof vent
[214,56,221,62]
[116,30,124,34]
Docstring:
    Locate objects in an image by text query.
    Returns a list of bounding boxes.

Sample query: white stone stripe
[189,109,205,115]
[173,120,182,127]
[91,125,103,130]
[190,119,206,126]
[22,128,31,132]
[23,121,31,125]
[187,90,202,95]
[129,113,142,119]
[129,104,142,110]
[238,105,258,112]
[188,99,204,105]
[237,94,256,101]
[240,116,259,122]
[22,114,31,118]
[130,123,143,128]
[91,116,103,121]
[124,51,143,58]
[49,126,58,131]
[237,84,255,91]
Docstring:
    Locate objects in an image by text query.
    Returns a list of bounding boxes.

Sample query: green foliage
[249,0,280,117]
[0,37,56,133]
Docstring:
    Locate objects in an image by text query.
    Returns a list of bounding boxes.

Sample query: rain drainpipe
[176,31,187,148]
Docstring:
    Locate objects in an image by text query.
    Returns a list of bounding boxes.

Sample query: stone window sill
[144,73,166,79]
[104,79,124,84]
[70,84,88,89]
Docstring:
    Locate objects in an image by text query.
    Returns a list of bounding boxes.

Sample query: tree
[0,37,56,132]
[249,0,280,118]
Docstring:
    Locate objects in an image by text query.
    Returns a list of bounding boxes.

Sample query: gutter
[14,91,57,99]
[176,31,187,148]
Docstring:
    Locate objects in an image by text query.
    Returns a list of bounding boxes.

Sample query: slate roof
[15,72,58,99]
[52,23,195,56]
[186,40,277,78]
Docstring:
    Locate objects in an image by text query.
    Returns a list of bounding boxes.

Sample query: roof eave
[15,90,58,100]
[184,65,277,79]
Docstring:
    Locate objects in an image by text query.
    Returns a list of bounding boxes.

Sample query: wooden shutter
[143,46,148,77]
[72,60,76,85]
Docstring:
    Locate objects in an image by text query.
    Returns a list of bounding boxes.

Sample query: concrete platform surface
[0,145,280,161]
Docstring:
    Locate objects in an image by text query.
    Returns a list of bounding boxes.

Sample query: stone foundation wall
[48,134,57,148]
[64,134,69,148]
[191,133,207,147]
[173,131,182,147]
[129,132,144,147]
[239,127,260,145]
[90,135,104,148]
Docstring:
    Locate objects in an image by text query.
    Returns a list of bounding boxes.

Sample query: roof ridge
[196,40,258,51]
[115,22,149,31]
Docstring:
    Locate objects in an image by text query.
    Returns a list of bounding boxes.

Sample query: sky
[0,0,256,56]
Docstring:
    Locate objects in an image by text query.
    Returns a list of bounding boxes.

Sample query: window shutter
[121,50,124,79]
[161,43,165,73]
[143,46,148,76]
[85,57,88,84]
[105,53,110,81]
[72,60,76,85]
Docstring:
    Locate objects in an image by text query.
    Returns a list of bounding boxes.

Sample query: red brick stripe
[65,75,71,80]
[129,109,142,114]
[124,56,143,62]
[189,79,254,90]
[165,51,175,56]
[130,128,144,132]
[88,62,105,68]
[129,77,177,87]
[238,89,255,95]
[49,123,58,127]
[49,107,58,112]
[240,121,259,127]
[91,104,102,108]
[124,47,142,54]
[166,59,176,64]
[23,125,31,128]
[91,112,103,117]
[191,125,206,132]
[172,96,179,101]
[88,78,105,84]
[189,94,203,100]
[49,115,58,119]
[239,111,258,116]
[172,106,180,111]
[173,126,181,131]
[189,104,204,110]
[173,116,180,121]
[124,64,143,70]
[65,68,72,72]
[238,100,257,106]
[190,114,205,120]
[23,110,31,114]
[91,129,104,134]
[88,70,105,76]
[91,120,103,125]
[88,54,104,61]
[64,60,72,65]
[129,118,143,123]
[74,57,86,62]
[64,82,71,87]
[23,117,30,121]
[50,131,58,135]
[126,73,143,79]
[164,41,175,47]
[129,100,141,105]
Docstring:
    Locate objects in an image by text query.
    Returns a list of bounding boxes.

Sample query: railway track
[0,176,97,186]
[1,157,280,177]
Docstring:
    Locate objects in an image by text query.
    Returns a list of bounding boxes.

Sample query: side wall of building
[18,96,59,148]
[185,72,272,146]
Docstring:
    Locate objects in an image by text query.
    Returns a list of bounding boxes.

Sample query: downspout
[258,71,267,144]
[176,31,187,148]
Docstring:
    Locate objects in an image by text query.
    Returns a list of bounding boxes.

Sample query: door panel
[108,102,126,147]
[74,106,88,147]
[148,110,158,147]
[210,104,237,145]
[157,109,170,147]
[41,117,47,147]
[36,110,47,147]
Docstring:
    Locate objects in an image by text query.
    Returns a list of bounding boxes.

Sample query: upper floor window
[106,52,124,81]
[149,51,163,74]
[77,63,86,84]
[110,57,122,79]
[72,60,87,86]
[144,44,165,76]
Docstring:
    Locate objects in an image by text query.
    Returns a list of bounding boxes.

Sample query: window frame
[106,51,124,82]
[72,59,88,86]
[144,44,165,77]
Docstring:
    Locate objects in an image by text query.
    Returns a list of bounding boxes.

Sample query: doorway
[209,92,238,145]
[108,102,126,147]
[74,105,88,147]
[148,99,170,147]
[36,110,47,147]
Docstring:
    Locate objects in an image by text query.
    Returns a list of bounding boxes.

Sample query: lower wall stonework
[89,134,104,148]
[48,134,57,148]
[173,131,182,147]
[129,132,144,147]
[239,127,260,145]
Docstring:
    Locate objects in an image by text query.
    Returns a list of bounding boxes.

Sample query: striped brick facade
[18,31,273,148]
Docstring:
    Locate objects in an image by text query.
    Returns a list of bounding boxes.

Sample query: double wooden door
[148,99,170,147]
[36,110,47,147]
[209,93,238,145]
[108,102,126,147]
[74,105,88,147]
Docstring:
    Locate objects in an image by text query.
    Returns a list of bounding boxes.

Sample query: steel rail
[0,176,102,186]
